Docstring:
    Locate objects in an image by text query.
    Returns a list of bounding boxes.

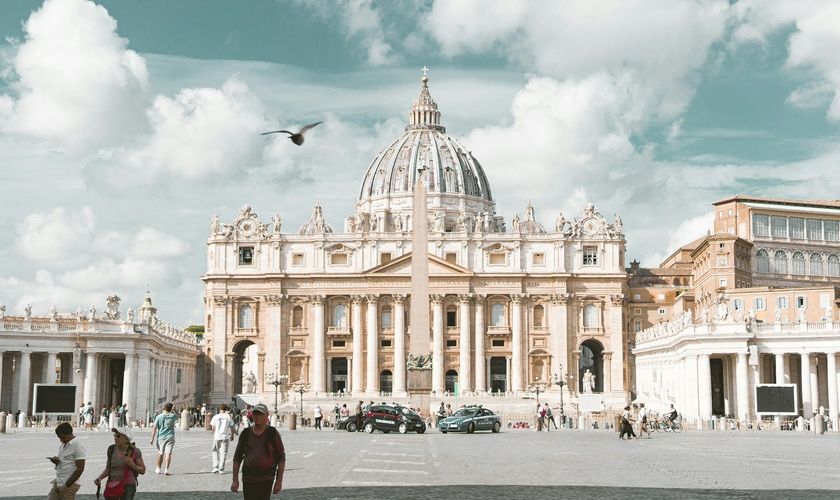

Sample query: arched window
[791,252,806,275]
[756,249,770,272]
[810,253,823,276]
[379,370,392,393]
[332,304,347,328]
[292,306,303,328]
[828,254,840,277]
[774,250,788,274]
[445,369,458,393]
[584,304,598,328]
[491,303,505,327]
[381,305,392,328]
[239,305,253,328]
[533,305,544,327]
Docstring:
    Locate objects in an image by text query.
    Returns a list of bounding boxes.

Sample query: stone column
[474,296,486,393]
[365,295,379,395]
[458,294,472,394]
[810,355,819,414]
[392,295,407,397]
[351,296,364,395]
[312,296,326,393]
[83,353,96,405]
[211,296,229,402]
[603,353,612,393]
[736,353,750,421]
[698,354,713,420]
[684,355,699,420]
[18,352,31,413]
[775,353,785,385]
[0,353,4,410]
[45,352,57,384]
[826,352,838,431]
[801,352,813,417]
[511,294,524,393]
[123,355,135,416]
[431,294,445,393]
[135,353,150,420]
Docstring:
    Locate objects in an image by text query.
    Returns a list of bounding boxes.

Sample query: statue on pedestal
[244,371,257,394]
[582,369,595,393]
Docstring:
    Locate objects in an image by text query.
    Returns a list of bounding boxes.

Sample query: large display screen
[33,384,78,414]
[755,384,798,415]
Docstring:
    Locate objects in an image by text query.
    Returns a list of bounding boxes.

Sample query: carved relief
[213,296,228,307]
[430,294,445,304]
[610,294,625,306]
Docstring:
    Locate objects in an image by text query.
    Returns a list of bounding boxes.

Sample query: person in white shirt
[48,422,86,500]
[637,403,650,438]
[314,405,323,430]
[211,403,236,474]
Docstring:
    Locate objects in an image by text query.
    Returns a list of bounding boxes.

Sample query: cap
[112,426,135,441]
[252,403,270,415]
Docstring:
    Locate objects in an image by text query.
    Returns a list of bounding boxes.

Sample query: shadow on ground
[9,486,840,500]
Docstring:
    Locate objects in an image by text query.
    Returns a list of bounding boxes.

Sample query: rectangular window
[789,217,805,239]
[657,294,665,300]
[532,253,545,266]
[446,310,457,327]
[381,310,392,328]
[733,298,744,311]
[491,339,505,347]
[582,247,598,266]
[777,296,789,310]
[330,253,348,266]
[633,294,641,301]
[238,247,254,266]
[821,294,831,308]
[446,339,457,347]
[796,296,807,309]
[754,297,766,311]
[825,220,840,241]
[634,308,642,315]
[380,252,392,264]
[489,253,505,265]
[634,321,642,332]
[445,252,457,264]
[332,340,346,348]
[807,219,823,240]
[752,214,770,236]
[770,216,787,238]
[380,339,392,348]
[292,253,305,266]
[658,308,667,315]
[176,369,182,384]
[719,278,727,287]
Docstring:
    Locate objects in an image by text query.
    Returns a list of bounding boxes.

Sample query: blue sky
[1,0,839,326]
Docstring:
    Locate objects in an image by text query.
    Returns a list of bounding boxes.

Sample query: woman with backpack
[93,427,146,499]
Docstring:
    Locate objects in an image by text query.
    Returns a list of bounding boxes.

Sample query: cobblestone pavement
[3,425,840,499]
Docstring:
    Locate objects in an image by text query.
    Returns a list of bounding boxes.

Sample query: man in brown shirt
[231,404,285,499]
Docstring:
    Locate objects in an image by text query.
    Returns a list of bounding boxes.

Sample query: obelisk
[408,158,432,417]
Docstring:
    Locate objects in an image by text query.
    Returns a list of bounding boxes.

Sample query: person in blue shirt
[149,403,178,475]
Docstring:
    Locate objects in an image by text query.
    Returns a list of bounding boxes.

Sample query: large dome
[354,77,495,225]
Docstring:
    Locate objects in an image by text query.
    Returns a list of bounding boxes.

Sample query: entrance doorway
[710,358,725,416]
[579,340,603,393]
[380,370,393,393]
[233,340,257,395]
[331,357,348,393]
[107,358,125,408]
[445,370,458,393]
[490,357,507,393]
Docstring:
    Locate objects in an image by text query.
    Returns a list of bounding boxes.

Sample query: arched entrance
[380,370,393,394]
[232,340,258,395]
[445,369,458,393]
[579,339,604,393]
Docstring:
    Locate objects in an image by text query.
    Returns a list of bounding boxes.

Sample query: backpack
[106,443,139,486]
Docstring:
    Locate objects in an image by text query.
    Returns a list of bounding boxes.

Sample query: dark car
[438,406,502,433]
[363,404,427,434]
[337,414,364,432]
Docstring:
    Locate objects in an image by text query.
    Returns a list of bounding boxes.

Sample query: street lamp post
[551,368,570,425]
[292,383,310,426]
[264,364,288,417]
[527,377,547,405]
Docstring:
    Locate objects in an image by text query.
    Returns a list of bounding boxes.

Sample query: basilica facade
[202,78,629,411]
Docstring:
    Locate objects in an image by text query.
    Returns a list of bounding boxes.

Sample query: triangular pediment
[365,252,472,276]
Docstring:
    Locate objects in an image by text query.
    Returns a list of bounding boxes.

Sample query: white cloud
[15,206,96,262]
[0,0,149,149]
[86,76,270,188]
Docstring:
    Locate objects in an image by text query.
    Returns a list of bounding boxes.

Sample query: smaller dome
[518,201,548,234]
[298,200,334,235]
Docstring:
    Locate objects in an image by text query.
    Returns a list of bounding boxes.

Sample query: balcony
[234,328,258,337]
[327,326,351,336]
[487,326,511,335]
[290,326,308,335]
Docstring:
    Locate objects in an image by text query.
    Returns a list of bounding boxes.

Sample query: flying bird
[261,121,323,145]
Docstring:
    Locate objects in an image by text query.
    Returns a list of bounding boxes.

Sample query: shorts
[156,437,175,454]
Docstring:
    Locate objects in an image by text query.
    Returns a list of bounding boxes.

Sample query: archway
[233,340,258,395]
[579,339,604,393]
[445,369,458,393]
[331,358,348,393]
[380,370,393,394]
[490,357,507,393]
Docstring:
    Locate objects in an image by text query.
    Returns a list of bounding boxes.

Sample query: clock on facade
[582,218,601,235]
[237,219,256,236]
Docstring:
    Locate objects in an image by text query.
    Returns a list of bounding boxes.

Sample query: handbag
[103,447,133,499]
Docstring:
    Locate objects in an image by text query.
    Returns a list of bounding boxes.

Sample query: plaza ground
[2,424,839,499]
